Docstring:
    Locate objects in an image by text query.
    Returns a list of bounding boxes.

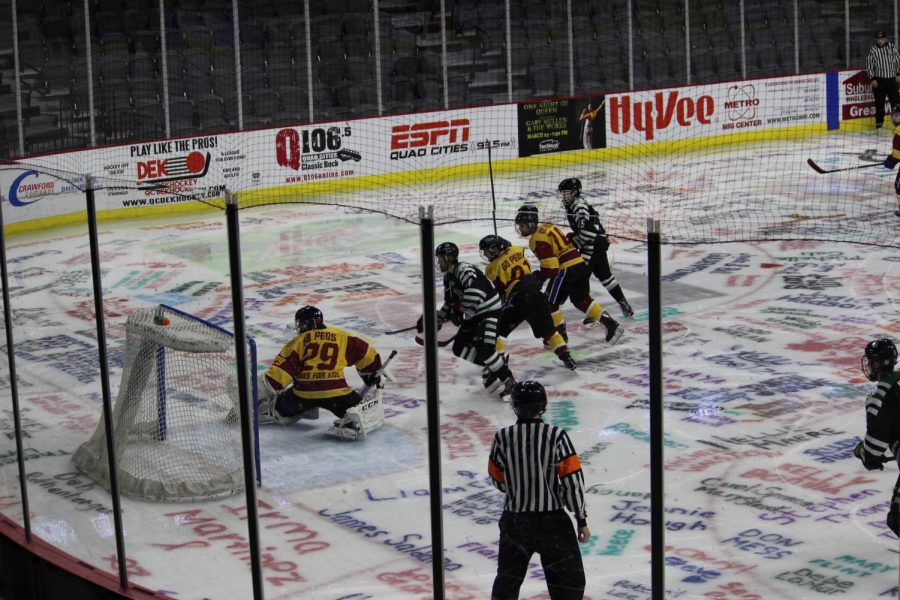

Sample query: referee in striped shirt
[488,380,590,599]
[867,30,900,128]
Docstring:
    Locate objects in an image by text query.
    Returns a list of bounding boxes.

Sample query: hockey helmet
[558,178,583,206]
[511,380,548,419]
[862,338,898,381]
[515,204,540,237]
[295,305,325,334]
[435,241,460,272]
[479,234,511,262]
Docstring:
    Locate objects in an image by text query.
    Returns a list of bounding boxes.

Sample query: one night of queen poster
[517,95,606,157]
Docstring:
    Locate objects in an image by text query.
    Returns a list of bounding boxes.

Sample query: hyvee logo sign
[137,151,211,184]
[609,91,714,140]
[390,119,470,159]
[276,126,359,171]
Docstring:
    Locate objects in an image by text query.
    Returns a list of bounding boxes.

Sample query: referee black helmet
[511,380,548,418]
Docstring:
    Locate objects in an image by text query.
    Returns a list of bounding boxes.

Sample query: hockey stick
[384,325,418,335]
[806,158,882,174]
[415,333,457,347]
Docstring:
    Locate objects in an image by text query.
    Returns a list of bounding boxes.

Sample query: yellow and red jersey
[485,245,532,301]
[528,223,584,279]
[264,325,381,400]
[890,123,900,167]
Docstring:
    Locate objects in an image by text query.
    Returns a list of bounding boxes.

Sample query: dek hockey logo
[136,151,211,184]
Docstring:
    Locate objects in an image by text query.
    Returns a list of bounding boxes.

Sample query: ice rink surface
[0,130,899,599]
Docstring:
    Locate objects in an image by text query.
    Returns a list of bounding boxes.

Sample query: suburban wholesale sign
[838,69,891,120]
[604,74,825,147]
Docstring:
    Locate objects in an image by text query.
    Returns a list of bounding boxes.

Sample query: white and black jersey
[488,420,587,525]
[565,198,608,263]
[862,372,900,461]
[438,261,502,323]
[868,42,900,79]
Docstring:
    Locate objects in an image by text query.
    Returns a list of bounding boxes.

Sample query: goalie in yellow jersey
[257,305,385,440]
[480,235,577,370]
[515,205,623,345]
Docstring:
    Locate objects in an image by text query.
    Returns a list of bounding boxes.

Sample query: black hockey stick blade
[414,333,457,347]
[806,158,882,174]
[384,325,418,335]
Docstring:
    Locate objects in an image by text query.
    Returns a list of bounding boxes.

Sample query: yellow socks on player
[585,302,603,323]
[551,310,565,327]
[544,331,566,351]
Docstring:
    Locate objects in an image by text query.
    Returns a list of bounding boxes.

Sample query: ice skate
[599,312,624,345]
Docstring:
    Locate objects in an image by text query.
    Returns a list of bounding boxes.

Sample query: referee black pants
[491,509,585,600]
[873,76,900,126]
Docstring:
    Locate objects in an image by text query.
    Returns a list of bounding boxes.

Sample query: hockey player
[854,338,900,535]
[514,204,623,345]
[417,241,516,397]
[880,109,900,217]
[558,177,633,317]
[480,234,576,370]
[258,305,385,440]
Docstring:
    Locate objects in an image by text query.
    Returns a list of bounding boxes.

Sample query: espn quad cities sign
[390,119,471,159]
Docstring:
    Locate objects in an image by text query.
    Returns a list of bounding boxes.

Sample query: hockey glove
[855,441,885,471]
[885,156,896,169]
[450,311,464,326]
[417,315,444,332]
[361,372,384,389]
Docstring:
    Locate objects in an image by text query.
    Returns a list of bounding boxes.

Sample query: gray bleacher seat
[249,88,281,116]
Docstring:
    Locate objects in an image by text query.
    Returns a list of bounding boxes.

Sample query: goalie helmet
[558,178,582,206]
[479,234,511,262]
[511,380,547,419]
[515,204,540,237]
[435,241,459,273]
[862,338,898,381]
[295,305,325,334]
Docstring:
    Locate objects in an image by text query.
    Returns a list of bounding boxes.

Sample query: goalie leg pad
[326,390,384,440]
[258,395,303,426]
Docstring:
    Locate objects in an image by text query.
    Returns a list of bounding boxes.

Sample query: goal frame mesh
[73,304,260,503]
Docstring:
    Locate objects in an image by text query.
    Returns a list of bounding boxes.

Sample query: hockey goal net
[73,304,259,503]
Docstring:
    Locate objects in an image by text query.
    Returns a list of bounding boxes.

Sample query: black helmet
[558,178,582,206]
[862,338,898,381]
[479,234,511,261]
[435,241,459,272]
[295,305,325,334]
[435,241,459,261]
[515,204,540,237]
[511,380,547,418]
